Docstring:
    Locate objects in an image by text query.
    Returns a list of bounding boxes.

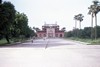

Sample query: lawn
[0,39,7,45]
[0,38,29,46]
[67,37,100,45]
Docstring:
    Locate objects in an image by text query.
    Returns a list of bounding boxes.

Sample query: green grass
[67,37,100,45]
[0,37,28,46]
[11,38,29,42]
[0,39,7,45]
[90,39,100,44]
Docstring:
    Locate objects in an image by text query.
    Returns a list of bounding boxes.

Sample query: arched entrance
[60,34,62,37]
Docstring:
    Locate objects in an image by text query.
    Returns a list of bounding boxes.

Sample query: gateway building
[37,23,64,38]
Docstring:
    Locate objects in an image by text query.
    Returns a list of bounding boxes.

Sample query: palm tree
[88,0,100,40]
[77,14,84,29]
[74,15,79,37]
[88,6,94,39]
[93,0,100,40]
[74,15,78,29]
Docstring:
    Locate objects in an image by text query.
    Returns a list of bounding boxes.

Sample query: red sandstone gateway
[37,23,64,38]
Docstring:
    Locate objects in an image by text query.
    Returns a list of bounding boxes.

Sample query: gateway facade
[37,24,64,38]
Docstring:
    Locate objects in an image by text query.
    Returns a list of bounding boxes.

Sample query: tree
[74,15,78,29]
[74,14,84,29]
[93,0,100,40]
[13,12,28,37]
[88,0,100,40]
[11,12,21,37]
[95,26,100,38]
[12,12,36,38]
[83,27,91,38]
[25,27,36,38]
[72,28,79,37]
[88,5,94,39]
[61,27,66,31]
[66,31,73,37]
[0,1,16,43]
[33,27,40,32]
[73,15,79,37]
[73,14,84,37]
[0,0,2,4]
[77,14,84,29]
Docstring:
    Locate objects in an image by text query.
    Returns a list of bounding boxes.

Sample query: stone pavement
[0,38,100,67]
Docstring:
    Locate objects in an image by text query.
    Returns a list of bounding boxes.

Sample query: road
[0,38,100,67]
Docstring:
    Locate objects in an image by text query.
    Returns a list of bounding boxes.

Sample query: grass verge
[67,37,100,45]
[0,39,7,46]
[0,38,29,46]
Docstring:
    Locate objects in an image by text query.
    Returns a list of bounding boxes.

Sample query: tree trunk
[5,35,10,44]
[75,20,77,29]
[91,13,94,40]
[79,21,81,29]
[75,20,77,37]
[95,13,97,40]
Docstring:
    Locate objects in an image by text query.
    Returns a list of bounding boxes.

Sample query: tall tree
[74,15,78,29]
[88,0,100,40]
[0,1,16,43]
[73,15,79,37]
[93,0,100,40]
[88,5,94,39]
[77,14,84,29]
[13,12,28,37]
[11,12,36,39]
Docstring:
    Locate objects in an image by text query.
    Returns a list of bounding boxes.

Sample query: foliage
[68,37,100,45]
[33,27,40,32]
[12,12,36,38]
[0,1,35,44]
[65,26,100,39]
[0,0,2,4]
[77,14,84,22]
[0,1,16,43]
[12,12,28,37]
[88,0,100,40]
[61,27,66,31]
[0,34,3,40]
[25,27,36,38]
[0,39,7,45]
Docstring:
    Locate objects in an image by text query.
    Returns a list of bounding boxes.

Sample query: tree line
[65,26,100,39]
[67,0,100,40]
[0,1,35,43]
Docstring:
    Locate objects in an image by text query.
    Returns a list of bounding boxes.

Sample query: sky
[3,0,100,31]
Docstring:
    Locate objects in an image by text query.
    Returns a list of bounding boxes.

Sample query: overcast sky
[3,0,100,31]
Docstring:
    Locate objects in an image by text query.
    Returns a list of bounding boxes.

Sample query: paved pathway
[0,38,100,67]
